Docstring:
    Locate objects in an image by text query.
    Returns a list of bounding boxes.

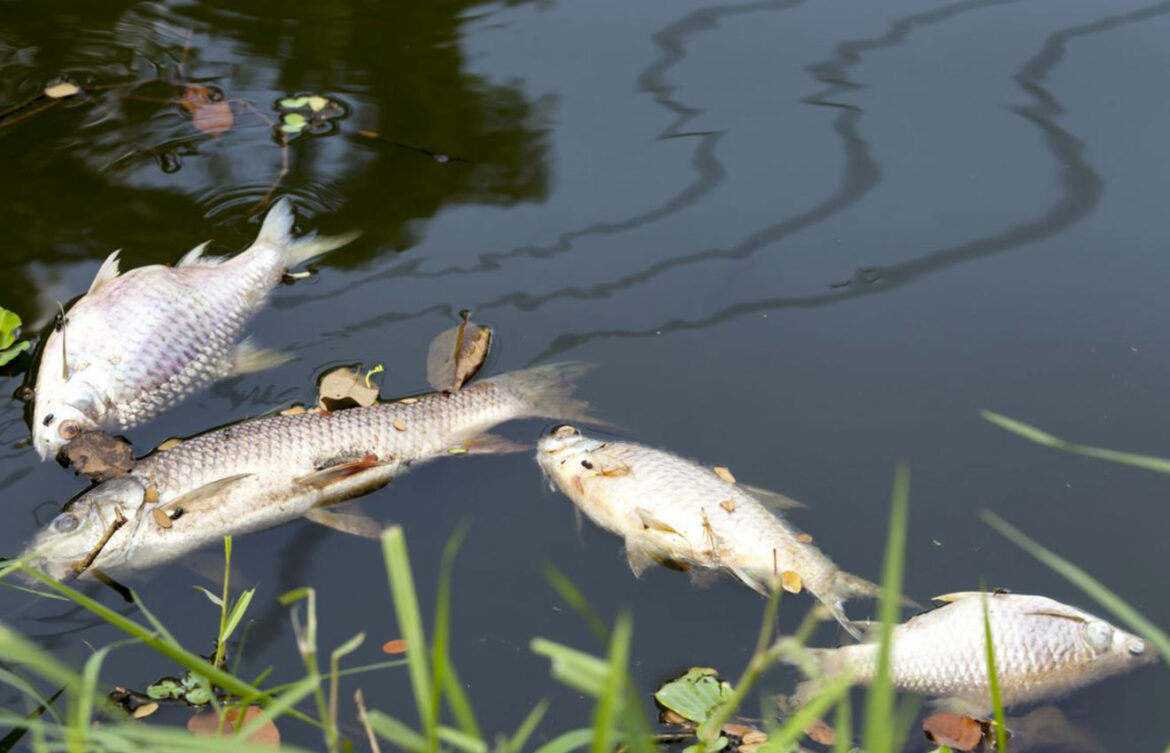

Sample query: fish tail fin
[783,647,845,707]
[489,362,600,424]
[257,197,361,269]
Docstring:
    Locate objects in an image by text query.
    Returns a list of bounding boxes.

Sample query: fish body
[535,425,883,638]
[798,592,1154,715]
[31,199,357,460]
[21,364,591,578]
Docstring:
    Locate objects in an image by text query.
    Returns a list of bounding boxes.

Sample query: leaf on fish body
[318,365,381,411]
[60,431,135,481]
[152,508,173,529]
[635,507,681,535]
[652,667,734,725]
[295,455,389,489]
[426,310,492,391]
[922,713,987,751]
[392,419,406,431]
[795,533,813,544]
[188,705,280,747]
[44,79,80,98]
[712,466,736,484]
[156,438,183,451]
[780,570,803,594]
[719,499,735,513]
[382,638,408,654]
[143,483,159,505]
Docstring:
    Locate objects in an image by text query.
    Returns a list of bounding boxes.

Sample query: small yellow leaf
[44,81,80,98]
[399,397,419,404]
[741,730,768,745]
[143,483,159,505]
[713,466,736,483]
[448,447,468,455]
[780,570,802,594]
[364,363,384,388]
[307,95,329,112]
[393,419,406,431]
[796,533,813,544]
[719,499,735,513]
[157,438,183,451]
[131,701,159,719]
[280,405,306,416]
[382,638,408,654]
[152,507,173,529]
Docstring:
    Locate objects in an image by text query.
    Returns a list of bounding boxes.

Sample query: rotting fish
[792,591,1155,716]
[535,425,887,639]
[30,198,358,461]
[20,363,592,579]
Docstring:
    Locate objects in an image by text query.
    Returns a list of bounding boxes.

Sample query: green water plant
[0,307,30,367]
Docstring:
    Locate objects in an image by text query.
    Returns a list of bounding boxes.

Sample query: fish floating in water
[794,591,1154,716]
[535,425,886,639]
[30,198,358,461]
[21,364,592,579]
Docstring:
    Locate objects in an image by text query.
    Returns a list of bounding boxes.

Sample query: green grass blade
[223,589,256,644]
[589,611,631,753]
[862,464,910,753]
[532,729,609,753]
[759,674,852,753]
[530,638,609,696]
[0,619,79,689]
[438,725,489,753]
[0,686,62,753]
[0,669,63,724]
[979,590,1008,751]
[380,526,435,749]
[982,411,1170,475]
[132,591,181,645]
[832,686,852,753]
[366,711,428,753]
[237,676,319,741]
[540,565,609,644]
[433,522,481,740]
[981,511,1170,663]
[504,700,548,753]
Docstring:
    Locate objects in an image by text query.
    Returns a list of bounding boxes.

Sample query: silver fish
[31,199,358,460]
[795,591,1155,715]
[535,425,884,639]
[21,364,591,579]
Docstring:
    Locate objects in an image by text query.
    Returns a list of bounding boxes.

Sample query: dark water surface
[2,0,1169,748]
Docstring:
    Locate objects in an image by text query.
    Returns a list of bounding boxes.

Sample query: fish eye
[1128,638,1146,656]
[58,421,80,440]
[1085,622,1113,652]
[52,513,79,533]
[551,425,579,439]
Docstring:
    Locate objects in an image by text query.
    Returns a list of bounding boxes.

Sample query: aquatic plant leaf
[281,112,306,134]
[0,339,29,366]
[427,311,492,392]
[60,431,135,480]
[146,678,183,700]
[188,705,280,747]
[922,714,985,751]
[179,85,233,136]
[307,95,329,112]
[279,96,311,109]
[318,365,381,410]
[653,668,734,725]
[0,307,29,365]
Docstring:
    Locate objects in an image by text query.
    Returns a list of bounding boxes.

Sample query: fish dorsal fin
[932,591,984,603]
[294,455,394,490]
[1026,609,1088,624]
[88,250,121,294]
[305,507,383,539]
[456,433,529,455]
[163,474,253,512]
[738,483,806,510]
[176,241,226,266]
[634,507,681,536]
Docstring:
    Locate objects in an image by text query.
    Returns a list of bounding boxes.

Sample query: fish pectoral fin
[625,541,656,577]
[457,434,529,455]
[87,250,121,294]
[305,507,383,539]
[166,473,253,511]
[1025,609,1088,624]
[585,452,631,478]
[294,455,392,490]
[737,483,806,510]
[231,337,292,376]
[634,507,682,536]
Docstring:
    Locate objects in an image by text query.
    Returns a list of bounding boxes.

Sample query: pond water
[2,0,1169,749]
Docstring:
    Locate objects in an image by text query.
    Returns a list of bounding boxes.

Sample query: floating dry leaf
[661,709,690,727]
[804,718,836,746]
[318,365,380,411]
[392,419,406,431]
[188,706,279,747]
[426,310,492,391]
[721,723,758,739]
[713,466,736,484]
[157,438,183,451]
[719,499,735,513]
[741,730,768,745]
[180,85,234,136]
[922,713,986,751]
[780,570,803,594]
[280,405,306,416]
[152,508,173,529]
[61,431,134,481]
[44,80,80,99]
[131,701,160,719]
[382,638,407,654]
[796,533,813,544]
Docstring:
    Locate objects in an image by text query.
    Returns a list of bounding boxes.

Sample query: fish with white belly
[31,198,358,460]
[20,363,592,579]
[793,591,1156,716]
[536,425,889,639]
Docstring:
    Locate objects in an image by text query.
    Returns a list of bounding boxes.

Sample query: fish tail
[257,197,361,269]
[783,648,847,706]
[489,363,599,423]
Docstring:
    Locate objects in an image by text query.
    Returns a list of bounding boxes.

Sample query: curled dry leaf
[922,712,986,751]
[61,431,135,481]
[713,466,736,484]
[188,705,280,748]
[180,85,234,136]
[156,438,183,451]
[780,570,803,594]
[318,365,381,411]
[382,638,408,654]
[426,310,492,392]
[803,718,837,746]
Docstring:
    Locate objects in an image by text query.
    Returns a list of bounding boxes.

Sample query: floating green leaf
[280,112,306,134]
[653,668,734,725]
[279,96,311,109]
[0,307,29,366]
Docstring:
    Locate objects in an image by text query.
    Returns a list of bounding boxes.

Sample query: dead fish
[535,425,884,639]
[20,363,592,578]
[31,198,359,460]
[793,591,1155,716]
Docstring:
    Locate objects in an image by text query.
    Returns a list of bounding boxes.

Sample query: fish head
[31,378,103,461]
[536,424,608,484]
[19,476,147,579]
[1078,617,1158,674]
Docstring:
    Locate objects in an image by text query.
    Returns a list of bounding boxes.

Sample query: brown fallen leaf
[152,508,173,529]
[382,638,408,654]
[780,571,803,594]
[713,466,736,484]
[661,709,691,727]
[61,431,135,481]
[180,85,234,136]
[719,499,736,513]
[804,718,836,746]
[741,730,768,745]
[188,705,279,747]
[923,712,986,751]
[318,365,380,411]
[280,405,306,416]
[426,310,492,392]
[796,533,813,544]
[143,483,159,505]
[721,723,758,738]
